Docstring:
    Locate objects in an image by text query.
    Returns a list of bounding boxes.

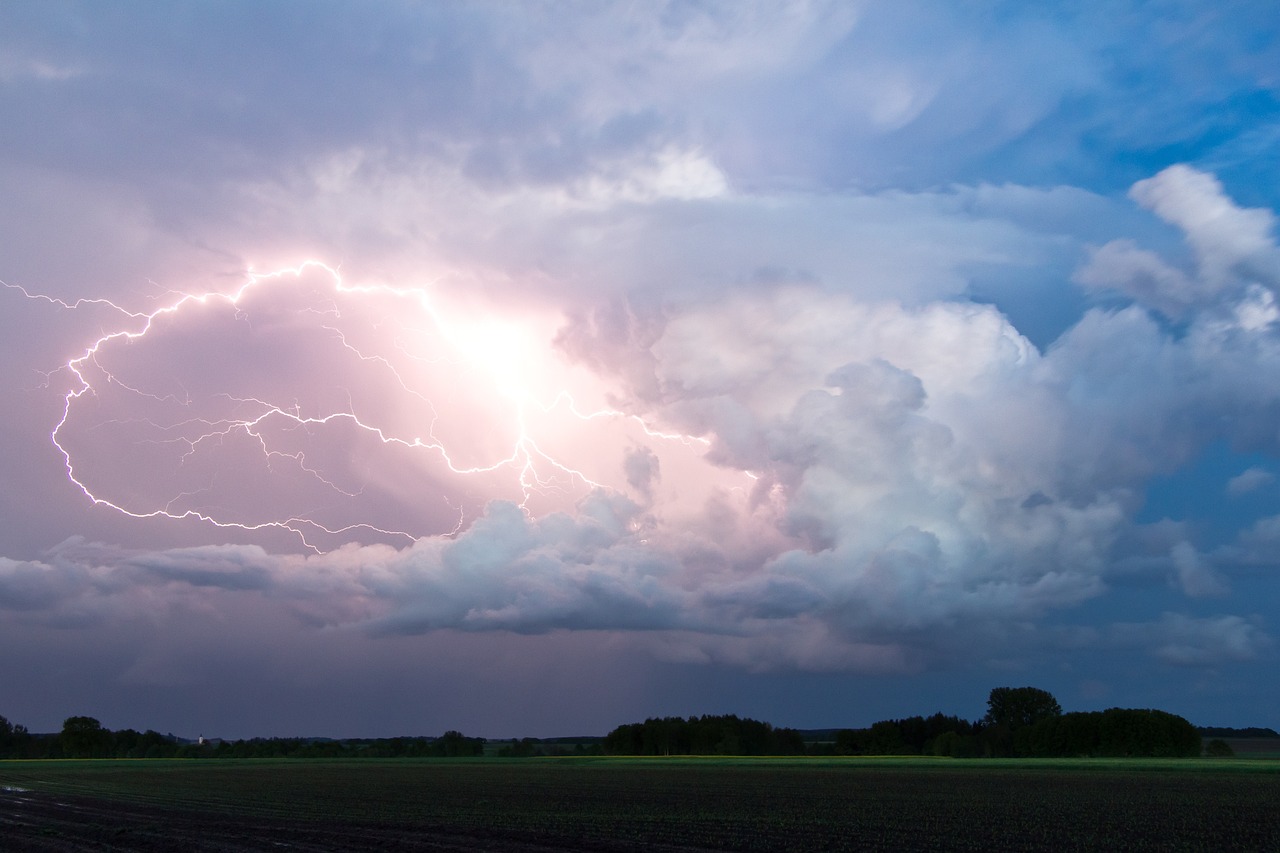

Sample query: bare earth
[0,788,683,853]
[4,760,1279,852]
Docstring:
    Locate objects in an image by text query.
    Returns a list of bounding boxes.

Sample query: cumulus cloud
[1217,514,1280,573]
[1078,164,1280,315]
[1169,541,1229,599]
[1227,466,1274,497]
[122,545,276,592]
[1074,239,1198,318]
[1125,613,1271,668]
[1055,613,1271,670]
[1129,166,1280,293]
[0,538,278,619]
[0,556,75,612]
[10,164,1280,675]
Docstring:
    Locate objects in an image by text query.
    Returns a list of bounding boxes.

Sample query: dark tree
[833,728,869,755]
[932,730,985,757]
[837,714,979,756]
[1017,708,1201,757]
[984,687,1062,731]
[498,737,541,757]
[603,715,805,756]
[134,729,178,758]
[433,730,486,757]
[866,720,906,754]
[60,715,111,758]
[0,714,12,758]
[1096,708,1200,757]
[11,723,34,758]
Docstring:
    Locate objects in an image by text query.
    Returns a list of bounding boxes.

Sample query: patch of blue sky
[965,262,1091,351]
[1139,440,1280,547]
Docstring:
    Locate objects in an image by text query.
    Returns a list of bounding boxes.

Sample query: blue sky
[1,1,1279,738]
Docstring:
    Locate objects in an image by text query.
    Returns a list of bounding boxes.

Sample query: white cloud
[1147,613,1270,667]
[569,146,729,204]
[1075,238,1198,317]
[1130,165,1280,292]
[1074,164,1280,321]
[1169,541,1230,599]
[0,556,72,611]
[1082,165,1280,317]
[1227,466,1274,497]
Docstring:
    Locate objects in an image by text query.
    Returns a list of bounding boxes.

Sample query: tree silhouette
[60,716,111,758]
[984,687,1062,730]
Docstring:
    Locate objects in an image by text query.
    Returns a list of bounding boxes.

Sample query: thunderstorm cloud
[1,1,1279,736]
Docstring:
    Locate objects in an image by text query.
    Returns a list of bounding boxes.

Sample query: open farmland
[2,757,1278,851]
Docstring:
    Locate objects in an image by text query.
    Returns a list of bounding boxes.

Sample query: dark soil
[3,761,1279,852]
[0,787,699,852]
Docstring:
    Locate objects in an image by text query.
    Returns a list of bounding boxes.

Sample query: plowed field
[2,758,1277,851]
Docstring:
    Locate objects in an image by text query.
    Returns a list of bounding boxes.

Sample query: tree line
[602,688,1205,758]
[603,714,807,756]
[1,687,1219,760]
[0,714,484,760]
[207,730,486,759]
[0,715,194,760]
[817,687,1202,758]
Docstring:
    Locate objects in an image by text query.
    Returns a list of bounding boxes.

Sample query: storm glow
[13,263,733,552]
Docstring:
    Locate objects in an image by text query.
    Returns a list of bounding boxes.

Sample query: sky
[2,1,1279,740]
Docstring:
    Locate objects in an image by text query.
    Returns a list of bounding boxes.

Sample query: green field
[3,756,1279,851]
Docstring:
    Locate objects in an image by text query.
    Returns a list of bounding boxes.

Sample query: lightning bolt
[4,263,711,553]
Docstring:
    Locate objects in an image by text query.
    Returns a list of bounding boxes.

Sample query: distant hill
[1197,726,1279,738]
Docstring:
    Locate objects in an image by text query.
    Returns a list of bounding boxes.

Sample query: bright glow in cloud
[13,263,741,553]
